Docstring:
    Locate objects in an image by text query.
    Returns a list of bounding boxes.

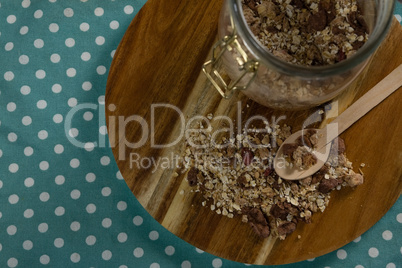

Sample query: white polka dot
[38,223,48,233]
[99,125,107,135]
[102,218,112,228]
[24,177,34,187]
[83,111,93,121]
[55,175,65,185]
[101,187,111,196]
[7,102,16,112]
[395,15,402,23]
[119,265,128,268]
[22,116,32,126]
[110,20,119,30]
[36,69,46,79]
[9,163,19,173]
[70,253,80,263]
[5,42,14,51]
[382,230,393,240]
[21,85,31,95]
[53,114,63,123]
[40,192,50,202]
[19,55,29,65]
[133,248,144,258]
[70,189,81,199]
[7,258,18,268]
[65,38,75,47]
[68,128,79,137]
[397,213,402,223]
[54,144,64,154]
[337,249,347,260]
[368,247,379,258]
[133,216,143,226]
[66,68,76,77]
[95,36,105,46]
[0,150,2,158]
[68,97,78,107]
[39,161,49,171]
[38,130,48,140]
[54,238,64,248]
[100,156,110,166]
[82,81,92,91]
[117,201,127,211]
[37,100,47,109]
[150,263,160,268]
[49,0,56,2]
[40,255,50,265]
[22,0,31,8]
[34,39,44,48]
[116,171,123,180]
[124,5,134,14]
[23,240,33,250]
[355,265,364,268]
[181,261,191,268]
[8,132,17,142]
[81,52,91,61]
[20,26,29,35]
[212,258,222,268]
[86,235,96,246]
[55,206,65,216]
[64,7,74,17]
[49,23,59,32]
[86,203,96,214]
[70,221,80,231]
[80,22,89,32]
[24,209,34,218]
[34,10,43,19]
[7,15,17,24]
[97,65,106,75]
[102,250,112,261]
[386,263,396,268]
[117,232,128,243]
[195,248,204,253]
[165,246,175,256]
[149,231,159,241]
[51,83,62,93]
[7,225,17,235]
[94,7,104,16]
[4,71,14,81]
[50,54,61,63]
[98,95,105,104]
[84,142,95,152]
[86,173,96,182]
[111,50,116,58]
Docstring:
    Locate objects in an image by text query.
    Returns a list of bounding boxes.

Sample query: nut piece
[344,173,364,187]
[317,178,339,194]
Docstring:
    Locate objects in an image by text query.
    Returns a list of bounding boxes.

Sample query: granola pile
[182,121,364,239]
[242,0,369,65]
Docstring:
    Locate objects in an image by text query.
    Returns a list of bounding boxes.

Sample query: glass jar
[203,0,396,110]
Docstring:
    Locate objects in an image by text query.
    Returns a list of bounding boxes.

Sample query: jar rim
[231,0,396,77]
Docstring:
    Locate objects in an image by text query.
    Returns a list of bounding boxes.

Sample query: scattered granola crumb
[182,121,364,239]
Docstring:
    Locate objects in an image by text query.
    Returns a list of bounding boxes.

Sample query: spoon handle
[321,63,402,145]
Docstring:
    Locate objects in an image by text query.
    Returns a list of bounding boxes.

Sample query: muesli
[182,120,363,239]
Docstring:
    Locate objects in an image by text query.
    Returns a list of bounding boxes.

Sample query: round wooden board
[105,0,402,265]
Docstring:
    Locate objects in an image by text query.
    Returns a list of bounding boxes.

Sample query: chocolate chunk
[241,148,254,166]
[244,0,260,12]
[317,178,339,194]
[292,0,304,9]
[320,0,336,23]
[264,168,272,177]
[270,204,288,220]
[187,167,199,187]
[312,165,329,184]
[277,222,297,236]
[308,8,327,32]
[282,143,299,157]
[337,49,346,62]
[245,207,270,238]
[296,135,313,148]
[237,175,248,188]
[331,137,346,155]
[352,41,365,50]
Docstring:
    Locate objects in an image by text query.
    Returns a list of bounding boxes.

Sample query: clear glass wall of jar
[203,0,396,110]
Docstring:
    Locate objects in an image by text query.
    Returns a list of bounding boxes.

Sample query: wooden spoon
[274,63,402,180]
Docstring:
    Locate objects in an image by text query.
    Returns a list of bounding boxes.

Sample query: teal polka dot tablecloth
[0,1,401,267]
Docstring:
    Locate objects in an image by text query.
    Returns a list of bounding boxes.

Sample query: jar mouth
[232,0,396,78]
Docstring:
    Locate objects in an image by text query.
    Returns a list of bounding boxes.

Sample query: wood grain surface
[105,0,402,264]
